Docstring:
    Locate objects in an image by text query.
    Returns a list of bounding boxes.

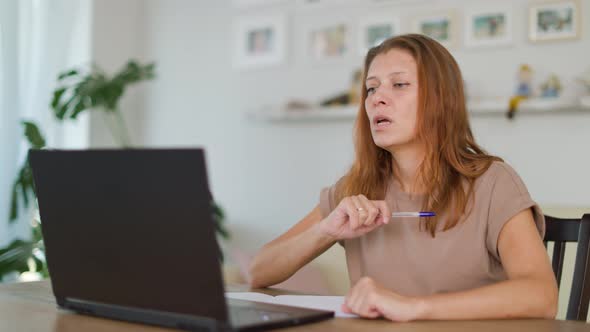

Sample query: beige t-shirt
[319,161,544,297]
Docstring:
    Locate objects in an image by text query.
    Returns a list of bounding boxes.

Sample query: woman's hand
[342,277,426,322]
[317,195,390,241]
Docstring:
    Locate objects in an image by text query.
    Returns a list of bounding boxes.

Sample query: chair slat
[551,242,566,288]
[565,214,590,320]
[545,217,581,242]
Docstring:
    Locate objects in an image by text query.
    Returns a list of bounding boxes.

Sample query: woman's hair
[335,34,501,236]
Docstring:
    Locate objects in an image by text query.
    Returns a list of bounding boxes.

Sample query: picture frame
[411,11,458,49]
[308,22,350,61]
[529,0,580,42]
[358,15,401,56]
[233,13,287,69]
[464,6,513,48]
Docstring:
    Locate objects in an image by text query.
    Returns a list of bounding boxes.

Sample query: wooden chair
[544,213,590,321]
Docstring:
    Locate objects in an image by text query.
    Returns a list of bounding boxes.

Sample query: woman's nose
[370,88,389,107]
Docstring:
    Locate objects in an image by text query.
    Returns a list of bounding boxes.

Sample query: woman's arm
[343,208,558,321]
[248,205,335,288]
[249,196,391,289]
[419,208,557,319]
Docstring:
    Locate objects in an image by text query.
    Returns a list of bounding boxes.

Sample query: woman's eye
[393,83,410,88]
[366,87,376,94]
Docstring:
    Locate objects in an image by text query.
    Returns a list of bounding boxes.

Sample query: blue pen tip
[421,212,436,217]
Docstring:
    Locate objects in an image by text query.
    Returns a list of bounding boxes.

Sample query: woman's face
[364,49,419,152]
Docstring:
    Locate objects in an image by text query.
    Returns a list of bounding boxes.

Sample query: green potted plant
[1,60,229,282]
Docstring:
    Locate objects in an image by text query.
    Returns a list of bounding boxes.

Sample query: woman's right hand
[317,195,390,241]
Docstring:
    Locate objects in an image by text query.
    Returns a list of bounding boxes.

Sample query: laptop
[29,148,334,331]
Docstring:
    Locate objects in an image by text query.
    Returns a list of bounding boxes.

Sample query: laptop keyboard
[229,306,292,324]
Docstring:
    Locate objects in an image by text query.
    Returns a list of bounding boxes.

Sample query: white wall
[89,0,147,148]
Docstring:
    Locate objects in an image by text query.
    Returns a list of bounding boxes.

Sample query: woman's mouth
[373,115,392,129]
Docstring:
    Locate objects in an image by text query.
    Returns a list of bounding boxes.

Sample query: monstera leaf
[51,61,155,120]
[50,60,155,147]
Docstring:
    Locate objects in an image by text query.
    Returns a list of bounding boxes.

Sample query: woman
[249,34,557,322]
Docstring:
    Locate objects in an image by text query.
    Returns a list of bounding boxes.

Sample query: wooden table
[1,280,588,331]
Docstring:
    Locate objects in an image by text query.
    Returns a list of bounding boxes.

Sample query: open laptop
[29,148,333,331]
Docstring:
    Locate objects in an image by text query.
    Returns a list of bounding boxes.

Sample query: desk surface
[1,280,588,332]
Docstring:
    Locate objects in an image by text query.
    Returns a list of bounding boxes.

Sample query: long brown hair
[336,34,501,236]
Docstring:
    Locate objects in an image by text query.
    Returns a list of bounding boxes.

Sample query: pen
[391,212,436,218]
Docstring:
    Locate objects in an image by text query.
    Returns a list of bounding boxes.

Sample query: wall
[89,0,147,148]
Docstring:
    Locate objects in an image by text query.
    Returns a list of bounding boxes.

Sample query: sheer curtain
[0,0,92,246]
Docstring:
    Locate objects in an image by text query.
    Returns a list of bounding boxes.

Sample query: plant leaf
[69,99,88,119]
[50,60,155,119]
[53,94,77,120]
[9,122,45,222]
[19,164,33,207]
[9,182,18,222]
[9,163,34,223]
[22,121,46,149]
[19,176,29,208]
[0,240,35,277]
[32,223,43,243]
[57,69,78,80]
[51,87,67,109]
[211,201,230,240]
[214,221,230,240]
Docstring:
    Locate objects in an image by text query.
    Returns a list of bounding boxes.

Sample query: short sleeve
[319,185,336,219]
[486,163,545,260]
[319,178,346,247]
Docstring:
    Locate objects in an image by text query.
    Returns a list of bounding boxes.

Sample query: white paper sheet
[225,292,357,318]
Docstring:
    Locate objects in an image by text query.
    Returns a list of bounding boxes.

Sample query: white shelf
[468,97,586,115]
[249,98,590,122]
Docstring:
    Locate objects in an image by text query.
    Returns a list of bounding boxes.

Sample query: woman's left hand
[342,277,426,322]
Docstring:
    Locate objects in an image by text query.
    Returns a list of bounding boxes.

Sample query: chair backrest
[544,213,590,321]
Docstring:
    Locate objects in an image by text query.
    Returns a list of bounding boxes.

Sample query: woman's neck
[390,145,425,193]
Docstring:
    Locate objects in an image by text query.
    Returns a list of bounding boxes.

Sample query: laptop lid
[29,149,229,324]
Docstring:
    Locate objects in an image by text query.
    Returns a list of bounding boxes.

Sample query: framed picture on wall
[233,13,287,69]
[411,11,458,49]
[308,22,350,61]
[529,0,580,42]
[464,6,513,48]
[358,16,401,56]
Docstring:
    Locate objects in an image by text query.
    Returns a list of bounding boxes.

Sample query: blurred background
[1,0,589,319]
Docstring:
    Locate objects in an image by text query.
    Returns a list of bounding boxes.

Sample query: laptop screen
[29,149,229,322]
